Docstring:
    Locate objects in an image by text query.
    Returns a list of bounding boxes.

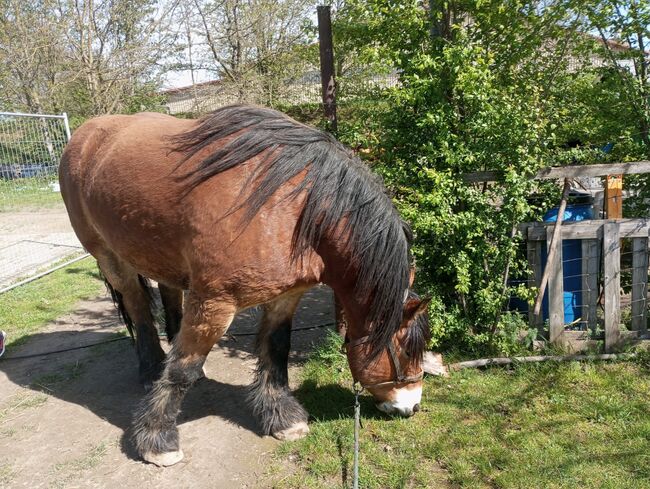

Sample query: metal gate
[0,112,87,293]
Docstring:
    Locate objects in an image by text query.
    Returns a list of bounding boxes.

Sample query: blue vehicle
[0,164,20,180]
[0,163,57,180]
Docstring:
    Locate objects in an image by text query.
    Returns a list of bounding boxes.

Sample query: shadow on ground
[295,380,390,423]
[0,285,336,462]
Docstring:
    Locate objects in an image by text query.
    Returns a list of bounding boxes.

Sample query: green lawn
[0,177,63,211]
[0,257,104,349]
[273,332,650,488]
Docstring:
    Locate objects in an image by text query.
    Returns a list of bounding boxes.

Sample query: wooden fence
[520,219,649,352]
[465,161,650,352]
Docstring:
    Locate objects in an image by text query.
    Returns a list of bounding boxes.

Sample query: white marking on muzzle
[376,385,422,417]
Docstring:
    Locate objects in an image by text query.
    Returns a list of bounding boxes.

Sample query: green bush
[318,0,650,357]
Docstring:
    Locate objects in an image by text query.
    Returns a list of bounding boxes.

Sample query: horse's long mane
[172,104,412,361]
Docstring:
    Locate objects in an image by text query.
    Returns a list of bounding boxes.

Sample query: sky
[163,68,214,89]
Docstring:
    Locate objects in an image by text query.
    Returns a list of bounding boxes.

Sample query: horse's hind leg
[133,293,236,466]
[98,255,165,388]
[249,291,309,440]
[159,284,183,342]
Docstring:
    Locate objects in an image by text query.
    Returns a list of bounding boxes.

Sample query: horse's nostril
[412,403,421,413]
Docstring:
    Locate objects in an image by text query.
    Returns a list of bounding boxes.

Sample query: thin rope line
[353,382,362,489]
[0,321,336,361]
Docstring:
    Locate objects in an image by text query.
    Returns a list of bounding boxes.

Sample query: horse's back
[61,112,188,179]
[59,113,197,285]
[59,111,319,295]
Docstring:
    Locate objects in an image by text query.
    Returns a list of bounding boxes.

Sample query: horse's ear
[403,296,431,322]
[408,267,416,288]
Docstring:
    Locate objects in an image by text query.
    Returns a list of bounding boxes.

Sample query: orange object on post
[605,175,623,219]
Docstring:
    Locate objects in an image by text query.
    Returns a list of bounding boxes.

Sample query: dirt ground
[0,286,334,488]
[0,206,84,289]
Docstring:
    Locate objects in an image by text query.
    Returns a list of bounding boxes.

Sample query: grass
[273,332,650,488]
[32,361,87,391]
[0,462,15,486]
[0,177,63,211]
[50,441,109,489]
[0,392,49,423]
[0,257,104,349]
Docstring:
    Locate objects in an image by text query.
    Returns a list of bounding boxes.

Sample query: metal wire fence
[0,111,87,293]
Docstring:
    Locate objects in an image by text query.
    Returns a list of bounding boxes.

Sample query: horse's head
[344,292,430,417]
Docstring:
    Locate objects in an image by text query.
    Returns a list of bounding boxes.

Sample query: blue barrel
[541,202,593,324]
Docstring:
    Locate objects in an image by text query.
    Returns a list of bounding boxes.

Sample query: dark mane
[172,104,413,361]
[404,291,432,362]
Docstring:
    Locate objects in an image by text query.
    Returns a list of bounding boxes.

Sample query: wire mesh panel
[0,112,85,292]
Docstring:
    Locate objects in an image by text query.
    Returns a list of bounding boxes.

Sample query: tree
[183,0,316,104]
[585,0,650,146]
[0,0,68,112]
[0,0,180,117]
[330,0,649,355]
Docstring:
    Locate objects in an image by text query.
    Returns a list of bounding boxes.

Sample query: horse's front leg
[249,292,309,440]
[132,293,236,466]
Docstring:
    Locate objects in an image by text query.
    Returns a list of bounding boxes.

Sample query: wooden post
[581,239,600,332]
[527,239,543,329]
[317,5,341,330]
[631,237,648,334]
[317,5,337,132]
[547,226,565,344]
[603,222,621,352]
[533,178,571,317]
[605,175,623,219]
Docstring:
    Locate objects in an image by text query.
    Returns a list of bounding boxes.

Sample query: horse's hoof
[142,449,184,467]
[272,421,310,441]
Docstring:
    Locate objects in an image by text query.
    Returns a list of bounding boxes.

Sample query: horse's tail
[99,266,154,341]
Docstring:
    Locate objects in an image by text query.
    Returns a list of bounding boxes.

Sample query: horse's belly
[84,191,191,287]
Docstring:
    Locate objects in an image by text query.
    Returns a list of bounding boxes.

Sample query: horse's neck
[317,238,370,340]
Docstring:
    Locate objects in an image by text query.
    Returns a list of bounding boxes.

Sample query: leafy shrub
[319,1,650,357]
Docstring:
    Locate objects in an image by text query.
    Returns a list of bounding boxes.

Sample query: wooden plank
[631,237,648,333]
[603,222,621,352]
[525,219,650,241]
[560,330,600,353]
[605,175,623,218]
[582,239,600,333]
[547,226,564,344]
[539,163,650,180]
[528,222,604,241]
[533,179,571,318]
[527,239,543,329]
[462,160,650,183]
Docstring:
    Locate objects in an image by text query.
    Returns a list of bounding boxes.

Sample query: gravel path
[0,207,84,289]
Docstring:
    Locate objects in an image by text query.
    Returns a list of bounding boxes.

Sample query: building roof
[160,79,222,95]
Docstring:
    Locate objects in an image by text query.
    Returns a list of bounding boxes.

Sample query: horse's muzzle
[375,385,422,417]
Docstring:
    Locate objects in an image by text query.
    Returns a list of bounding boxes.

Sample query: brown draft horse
[59,105,431,466]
